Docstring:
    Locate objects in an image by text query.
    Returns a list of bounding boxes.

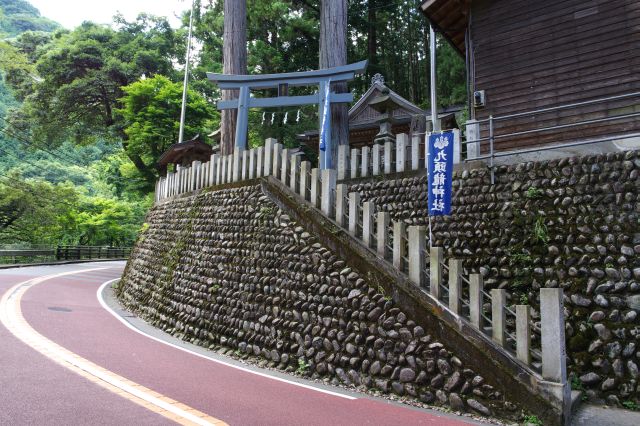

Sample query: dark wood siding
[470,0,640,151]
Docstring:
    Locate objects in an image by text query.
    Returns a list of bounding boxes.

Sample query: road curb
[99,280,490,425]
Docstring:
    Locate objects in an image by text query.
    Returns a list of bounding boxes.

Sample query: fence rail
[464,91,640,183]
[0,246,131,265]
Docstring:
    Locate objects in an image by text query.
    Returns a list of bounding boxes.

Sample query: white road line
[0,269,220,426]
[98,279,357,400]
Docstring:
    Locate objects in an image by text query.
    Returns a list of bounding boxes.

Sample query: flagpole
[429,24,440,133]
[427,130,433,248]
[178,0,195,144]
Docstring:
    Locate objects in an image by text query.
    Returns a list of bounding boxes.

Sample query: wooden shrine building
[297,74,458,150]
[157,136,213,177]
[421,0,640,154]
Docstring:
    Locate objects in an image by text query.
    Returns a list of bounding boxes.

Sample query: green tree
[116,74,215,184]
[9,15,181,185]
[72,195,151,246]
[0,176,78,245]
[0,175,149,246]
[191,0,466,149]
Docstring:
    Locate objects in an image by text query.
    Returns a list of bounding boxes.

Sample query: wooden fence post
[335,184,347,226]
[491,289,507,346]
[310,168,320,207]
[516,305,531,365]
[350,148,359,179]
[348,192,361,237]
[408,226,426,287]
[337,145,349,180]
[396,133,407,172]
[392,221,406,270]
[376,211,390,258]
[448,259,463,314]
[430,246,442,298]
[320,169,336,217]
[372,143,382,175]
[360,146,370,177]
[362,201,376,248]
[469,274,484,329]
[300,161,310,199]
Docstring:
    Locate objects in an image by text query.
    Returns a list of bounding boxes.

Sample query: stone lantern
[368,80,402,145]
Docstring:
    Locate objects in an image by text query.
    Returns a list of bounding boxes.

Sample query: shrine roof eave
[157,140,213,167]
[348,82,426,119]
[420,0,470,56]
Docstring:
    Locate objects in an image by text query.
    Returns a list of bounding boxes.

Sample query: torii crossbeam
[208,60,368,169]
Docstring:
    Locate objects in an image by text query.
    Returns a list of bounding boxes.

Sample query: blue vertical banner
[427,131,454,216]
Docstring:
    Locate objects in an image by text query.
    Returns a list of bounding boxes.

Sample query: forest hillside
[0,0,465,251]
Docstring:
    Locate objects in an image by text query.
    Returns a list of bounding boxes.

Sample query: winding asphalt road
[0,262,483,425]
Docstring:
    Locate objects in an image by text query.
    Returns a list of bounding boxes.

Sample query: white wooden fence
[153,134,567,388]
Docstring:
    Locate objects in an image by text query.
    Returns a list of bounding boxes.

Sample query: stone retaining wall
[347,150,640,405]
[118,184,522,420]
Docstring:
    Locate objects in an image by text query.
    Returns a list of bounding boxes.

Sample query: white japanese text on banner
[427,131,454,216]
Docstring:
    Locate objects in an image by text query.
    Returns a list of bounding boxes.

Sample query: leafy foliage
[0,0,468,249]
[0,173,149,246]
[117,74,216,177]
[191,0,466,147]
[8,15,182,186]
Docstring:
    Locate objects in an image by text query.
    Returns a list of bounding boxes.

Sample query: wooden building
[157,137,213,177]
[298,74,458,150]
[421,0,640,153]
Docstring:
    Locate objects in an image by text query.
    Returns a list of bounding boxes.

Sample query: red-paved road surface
[0,263,172,425]
[5,262,479,425]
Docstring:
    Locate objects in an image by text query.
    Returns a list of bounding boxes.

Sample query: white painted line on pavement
[0,269,225,426]
[98,279,357,400]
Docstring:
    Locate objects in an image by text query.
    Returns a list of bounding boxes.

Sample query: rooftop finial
[372,73,385,85]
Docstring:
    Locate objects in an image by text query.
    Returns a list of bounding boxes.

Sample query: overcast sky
[28,0,189,29]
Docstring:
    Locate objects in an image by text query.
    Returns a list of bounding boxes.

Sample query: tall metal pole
[178,0,195,144]
[429,24,440,132]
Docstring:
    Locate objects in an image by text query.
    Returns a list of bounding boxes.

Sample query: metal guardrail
[464,91,640,183]
[0,245,131,264]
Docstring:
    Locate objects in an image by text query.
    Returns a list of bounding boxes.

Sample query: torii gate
[208,60,368,169]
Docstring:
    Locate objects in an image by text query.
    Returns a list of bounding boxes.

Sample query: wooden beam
[217,93,353,110]
[207,60,367,87]
[234,86,250,150]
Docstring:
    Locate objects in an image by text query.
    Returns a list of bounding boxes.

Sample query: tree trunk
[221,0,247,155]
[367,1,377,73]
[319,0,348,167]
